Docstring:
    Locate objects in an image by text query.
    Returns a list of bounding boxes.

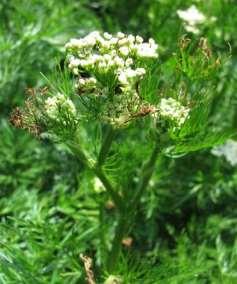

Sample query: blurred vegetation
[0,0,237,283]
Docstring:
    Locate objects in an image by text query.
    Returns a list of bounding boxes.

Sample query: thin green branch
[68,141,123,210]
[131,143,161,206]
[93,166,123,210]
[97,125,116,166]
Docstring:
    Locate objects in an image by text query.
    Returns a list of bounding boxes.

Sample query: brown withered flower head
[10,87,47,136]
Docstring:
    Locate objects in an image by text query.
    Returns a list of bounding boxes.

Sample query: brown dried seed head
[9,108,24,128]
[199,37,212,59]
[40,86,49,95]
[26,87,36,97]
[27,123,42,136]
[179,37,191,49]
[132,105,156,118]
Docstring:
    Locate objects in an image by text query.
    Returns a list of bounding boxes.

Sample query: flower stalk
[97,125,116,166]
[106,142,161,273]
[68,140,123,211]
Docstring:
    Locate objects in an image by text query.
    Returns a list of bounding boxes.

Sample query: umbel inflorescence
[11,31,190,135]
[65,31,159,126]
[64,31,189,127]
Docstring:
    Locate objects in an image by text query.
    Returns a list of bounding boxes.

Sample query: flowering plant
[11,31,230,278]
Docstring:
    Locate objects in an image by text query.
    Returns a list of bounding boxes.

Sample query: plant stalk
[106,143,161,273]
[93,166,123,210]
[68,141,123,210]
[106,211,128,273]
[131,143,161,206]
[97,125,116,166]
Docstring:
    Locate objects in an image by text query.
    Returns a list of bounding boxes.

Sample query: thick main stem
[107,143,161,273]
[106,211,128,273]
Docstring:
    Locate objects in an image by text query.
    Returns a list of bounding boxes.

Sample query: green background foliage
[0,0,237,283]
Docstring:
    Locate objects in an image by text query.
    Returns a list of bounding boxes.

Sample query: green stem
[97,125,116,166]
[95,125,124,209]
[93,166,123,210]
[131,143,161,206]
[106,143,161,273]
[106,212,128,273]
[68,142,123,210]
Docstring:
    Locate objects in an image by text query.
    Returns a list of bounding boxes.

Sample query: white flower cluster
[159,98,189,126]
[211,139,237,166]
[177,5,206,34]
[65,31,158,78]
[75,77,98,92]
[45,93,76,121]
[65,31,158,125]
[66,31,158,61]
[66,31,158,85]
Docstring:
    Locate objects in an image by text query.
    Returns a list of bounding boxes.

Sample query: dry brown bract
[80,254,96,284]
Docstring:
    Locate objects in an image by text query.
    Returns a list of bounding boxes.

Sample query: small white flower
[103,54,112,61]
[72,67,79,75]
[65,38,81,49]
[118,67,145,85]
[177,5,206,26]
[98,61,107,69]
[83,34,97,46]
[45,93,76,120]
[119,46,130,56]
[184,24,200,34]
[177,5,206,34]
[135,43,158,58]
[78,78,86,85]
[78,77,97,89]
[127,34,135,44]
[114,56,125,67]
[90,77,97,84]
[87,31,101,42]
[118,72,128,85]
[135,67,146,76]
[100,40,111,49]
[109,37,119,45]
[159,98,189,126]
[125,58,133,67]
[148,38,156,45]
[81,60,91,67]
[117,32,125,39]
[118,38,129,46]
[103,32,113,40]
[212,140,237,166]
[68,56,80,68]
[136,35,143,43]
